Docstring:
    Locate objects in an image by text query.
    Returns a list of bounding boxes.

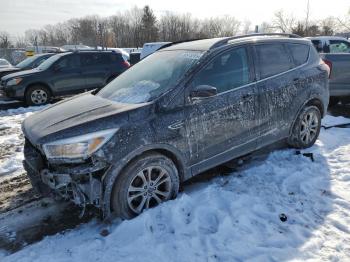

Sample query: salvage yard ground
[0,105,350,261]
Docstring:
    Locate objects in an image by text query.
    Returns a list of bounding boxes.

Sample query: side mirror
[190,85,217,99]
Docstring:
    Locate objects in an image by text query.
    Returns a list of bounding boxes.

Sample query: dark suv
[22,34,329,219]
[1,51,130,105]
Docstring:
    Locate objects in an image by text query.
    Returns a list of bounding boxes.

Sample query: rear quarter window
[255,43,293,79]
[287,43,310,66]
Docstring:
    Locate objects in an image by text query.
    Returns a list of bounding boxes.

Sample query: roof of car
[161,34,309,52]
[307,36,349,41]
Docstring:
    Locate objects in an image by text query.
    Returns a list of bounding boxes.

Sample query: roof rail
[158,38,203,50]
[210,33,302,49]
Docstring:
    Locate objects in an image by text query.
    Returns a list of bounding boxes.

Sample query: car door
[81,53,110,90]
[184,46,260,173]
[50,54,84,95]
[326,40,350,94]
[253,42,301,144]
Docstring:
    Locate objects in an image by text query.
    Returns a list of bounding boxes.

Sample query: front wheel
[288,105,321,149]
[111,153,179,219]
[25,85,51,106]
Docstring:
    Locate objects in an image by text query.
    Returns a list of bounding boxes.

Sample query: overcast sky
[0,0,349,36]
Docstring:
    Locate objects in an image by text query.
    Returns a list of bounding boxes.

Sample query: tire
[25,85,51,106]
[111,152,180,219]
[288,105,322,149]
[328,97,339,107]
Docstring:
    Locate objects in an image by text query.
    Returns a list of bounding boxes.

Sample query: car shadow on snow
[178,141,333,260]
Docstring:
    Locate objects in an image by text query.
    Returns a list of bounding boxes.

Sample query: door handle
[168,121,184,130]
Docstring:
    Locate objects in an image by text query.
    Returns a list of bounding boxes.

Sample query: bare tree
[273,10,296,33]
[0,31,12,48]
[337,9,350,31]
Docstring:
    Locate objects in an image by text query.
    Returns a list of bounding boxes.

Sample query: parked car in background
[0,53,54,79]
[140,42,171,59]
[0,58,12,68]
[0,50,130,105]
[21,34,329,220]
[308,36,350,105]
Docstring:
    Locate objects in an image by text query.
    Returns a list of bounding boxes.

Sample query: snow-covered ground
[0,106,45,181]
[1,107,350,261]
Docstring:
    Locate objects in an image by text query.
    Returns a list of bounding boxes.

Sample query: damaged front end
[23,138,110,215]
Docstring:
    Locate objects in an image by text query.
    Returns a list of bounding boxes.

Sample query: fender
[100,143,190,219]
[289,93,327,137]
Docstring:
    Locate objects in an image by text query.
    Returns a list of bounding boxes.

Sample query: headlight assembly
[7,78,23,86]
[43,128,118,160]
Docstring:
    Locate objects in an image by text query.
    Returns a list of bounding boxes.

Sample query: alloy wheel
[300,110,319,144]
[127,166,172,214]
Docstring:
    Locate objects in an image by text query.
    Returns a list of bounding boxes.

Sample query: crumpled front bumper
[23,138,107,208]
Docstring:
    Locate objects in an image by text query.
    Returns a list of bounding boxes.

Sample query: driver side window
[56,55,79,69]
[192,47,250,94]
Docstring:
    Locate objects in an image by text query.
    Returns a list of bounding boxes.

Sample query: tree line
[1,5,350,49]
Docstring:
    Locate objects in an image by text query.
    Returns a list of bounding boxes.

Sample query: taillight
[122,61,130,68]
[322,59,332,78]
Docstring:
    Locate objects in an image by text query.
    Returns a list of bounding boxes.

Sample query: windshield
[37,54,62,70]
[16,56,38,68]
[98,50,203,104]
[0,59,11,66]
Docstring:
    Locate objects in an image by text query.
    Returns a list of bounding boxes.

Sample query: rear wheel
[288,105,321,149]
[25,85,51,106]
[111,153,179,219]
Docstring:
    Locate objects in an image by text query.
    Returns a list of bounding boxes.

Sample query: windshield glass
[0,59,10,66]
[98,50,203,104]
[37,54,62,70]
[16,56,38,68]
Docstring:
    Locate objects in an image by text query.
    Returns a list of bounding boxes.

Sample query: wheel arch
[25,82,53,96]
[289,96,325,136]
[101,144,189,219]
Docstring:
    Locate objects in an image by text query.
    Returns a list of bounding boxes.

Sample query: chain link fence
[0,48,26,65]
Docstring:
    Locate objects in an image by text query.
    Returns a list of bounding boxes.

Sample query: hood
[2,68,40,81]
[0,67,20,73]
[22,93,149,145]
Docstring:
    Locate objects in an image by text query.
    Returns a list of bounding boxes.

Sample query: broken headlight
[43,128,118,160]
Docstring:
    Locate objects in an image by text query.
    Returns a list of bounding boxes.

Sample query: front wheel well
[116,148,186,184]
[25,82,53,96]
[305,98,324,117]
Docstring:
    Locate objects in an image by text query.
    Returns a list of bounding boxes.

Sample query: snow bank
[0,106,46,180]
[1,111,349,261]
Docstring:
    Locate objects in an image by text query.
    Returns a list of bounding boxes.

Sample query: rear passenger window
[288,44,310,66]
[192,47,251,94]
[255,44,293,79]
[81,53,111,66]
